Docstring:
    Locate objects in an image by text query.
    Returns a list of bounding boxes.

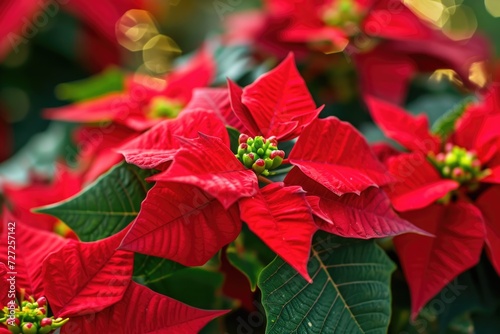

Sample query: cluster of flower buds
[0,296,69,334]
[147,96,183,119]
[235,134,285,176]
[322,0,362,31]
[429,144,490,185]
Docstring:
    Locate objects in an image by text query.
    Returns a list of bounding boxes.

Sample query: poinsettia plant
[1,1,500,333]
[366,85,500,318]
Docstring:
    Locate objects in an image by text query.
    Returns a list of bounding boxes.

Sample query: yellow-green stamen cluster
[428,144,490,185]
[1,296,69,334]
[147,96,183,119]
[235,134,285,176]
[322,0,362,32]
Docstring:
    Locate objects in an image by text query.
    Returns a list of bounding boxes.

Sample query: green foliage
[259,232,396,334]
[55,67,125,102]
[36,162,156,241]
[431,97,475,141]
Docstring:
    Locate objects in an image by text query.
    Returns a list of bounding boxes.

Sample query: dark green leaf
[226,233,266,291]
[154,267,225,310]
[132,253,185,286]
[227,126,241,154]
[258,232,396,334]
[55,67,124,102]
[36,162,156,241]
[430,97,475,140]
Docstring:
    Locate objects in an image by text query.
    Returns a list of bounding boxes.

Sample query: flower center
[235,134,285,176]
[1,296,69,334]
[147,96,183,119]
[428,145,490,186]
[322,0,363,34]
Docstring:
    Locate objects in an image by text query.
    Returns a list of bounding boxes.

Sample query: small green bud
[239,134,249,144]
[444,153,457,165]
[252,159,266,174]
[254,136,264,149]
[243,153,256,168]
[264,158,273,169]
[21,323,38,334]
[237,143,249,156]
[459,153,473,168]
[257,148,264,156]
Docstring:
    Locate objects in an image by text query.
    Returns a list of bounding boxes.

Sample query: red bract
[119,109,229,170]
[228,53,324,141]
[61,281,229,334]
[2,167,82,233]
[0,210,227,333]
[42,227,134,317]
[119,182,242,266]
[45,49,215,132]
[0,211,70,299]
[73,123,139,184]
[122,55,422,282]
[44,49,215,182]
[285,117,394,196]
[227,0,490,103]
[366,87,500,317]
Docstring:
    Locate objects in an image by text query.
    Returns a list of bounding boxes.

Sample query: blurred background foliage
[0,0,498,176]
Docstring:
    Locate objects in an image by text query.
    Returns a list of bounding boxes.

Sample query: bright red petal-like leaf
[44,93,125,124]
[150,133,258,209]
[386,152,459,212]
[394,201,485,318]
[239,183,317,282]
[75,124,138,184]
[240,53,322,140]
[354,48,416,104]
[3,167,83,231]
[288,117,393,196]
[228,79,261,136]
[307,187,429,239]
[42,227,134,318]
[119,182,241,266]
[364,95,440,153]
[0,263,11,307]
[0,212,69,298]
[162,47,215,104]
[362,0,432,40]
[119,110,228,170]
[61,281,229,334]
[185,87,248,133]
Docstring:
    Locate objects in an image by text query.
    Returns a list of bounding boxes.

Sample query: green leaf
[155,267,225,310]
[226,126,241,154]
[55,67,124,102]
[226,232,266,291]
[431,96,475,140]
[36,162,156,241]
[258,232,396,334]
[132,253,185,286]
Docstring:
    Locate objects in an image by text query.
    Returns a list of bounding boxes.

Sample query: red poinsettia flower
[366,85,500,317]
[2,165,82,235]
[118,54,423,283]
[0,0,148,70]
[225,0,490,103]
[45,49,215,132]
[0,211,228,333]
[44,49,215,183]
